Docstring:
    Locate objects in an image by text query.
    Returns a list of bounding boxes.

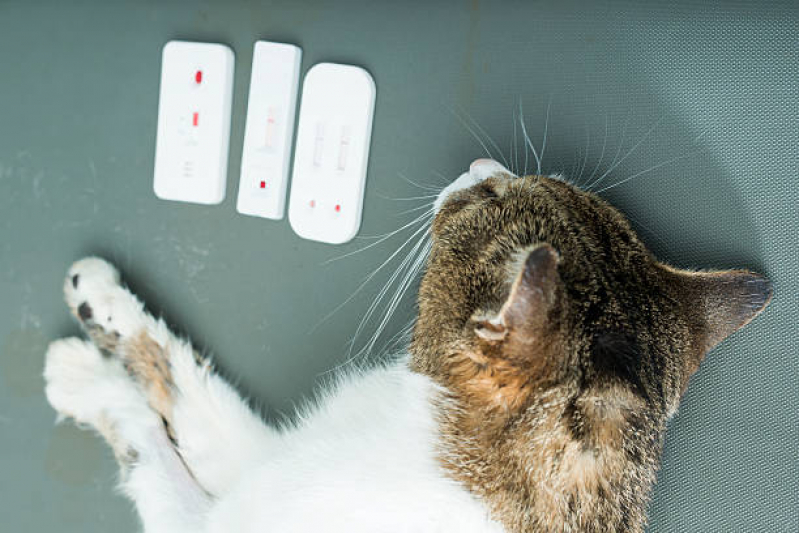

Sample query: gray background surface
[0,0,796,531]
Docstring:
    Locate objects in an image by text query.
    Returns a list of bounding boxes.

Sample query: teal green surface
[0,1,796,531]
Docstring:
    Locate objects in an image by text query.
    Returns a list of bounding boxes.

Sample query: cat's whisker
[430,171,453,186]
[595,145,709,195]
[375,193,439,202]
[384,317,416,354]
[568,144,581,183]
[310,212,434,333]
[356,217,431,357]
[450,105,511,170]
[469,114,511,172]
[323,208,434,264]
[357,253,428,362]
[449,108,498,163]
[511,109,520,176]
[342,229,430,366]
[396,201,437,217]
[584,112,631,191]
[523,129,529,176]
[398,172,443,193]
[588,114,661,192]
[583,113,609,190]
[538,97,551,175]
[360,239,431,360]
[519,101,541,176]
[576,124,591,186]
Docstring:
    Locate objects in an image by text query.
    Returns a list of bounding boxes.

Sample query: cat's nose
[469,158,514,181]
[434,159,515,212]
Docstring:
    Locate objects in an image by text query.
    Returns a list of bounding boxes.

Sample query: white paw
[44,337,158,446]
[64,257,146,338]
[44,338,126,422]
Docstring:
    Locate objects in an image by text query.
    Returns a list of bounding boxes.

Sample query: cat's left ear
[670,267,772,365]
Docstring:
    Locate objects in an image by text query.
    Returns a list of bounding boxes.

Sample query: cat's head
[411,159,772,417]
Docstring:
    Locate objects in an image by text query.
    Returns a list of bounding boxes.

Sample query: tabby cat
[44,158,771,532]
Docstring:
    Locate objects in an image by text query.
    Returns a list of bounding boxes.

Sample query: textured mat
[0,1,795,531]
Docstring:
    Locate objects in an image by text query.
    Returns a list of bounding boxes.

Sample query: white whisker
[595,145,708,195]
[358,239,431,360]
[583,114,609,189]
[313,214,434,334]
[539,97,551,175]
[452,105,510,169]
[396,201,436,217]
[449,107,498,163]
[430,171,453,186]
[344,231,430,364]
[519,101,541,176]
[324,208,434,264]
[585,112,631,191]
[576,125,591,186]
[375,193,439,202]
[512,109,520,175]
[589,114,662,191]
[398,172,443,192]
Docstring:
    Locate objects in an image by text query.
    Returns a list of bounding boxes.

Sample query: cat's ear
[475,244,560,345]
[673,268,772,356]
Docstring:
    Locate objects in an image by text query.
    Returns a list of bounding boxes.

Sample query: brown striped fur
[410,174,771,532]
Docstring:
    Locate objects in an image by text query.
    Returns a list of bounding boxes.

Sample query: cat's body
[44,159,771,532]
[208,361,503,533]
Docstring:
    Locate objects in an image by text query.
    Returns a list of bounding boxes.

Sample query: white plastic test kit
[288,63,376,244]
[236,41,302,219]
[153,41,234,204]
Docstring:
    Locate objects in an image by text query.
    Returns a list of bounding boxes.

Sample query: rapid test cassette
[153,41,235,204]
[288,63,376,244]
[236,41,302,219]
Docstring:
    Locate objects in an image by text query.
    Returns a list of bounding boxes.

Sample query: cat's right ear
[465,244,563,407]
[475,244,561,347]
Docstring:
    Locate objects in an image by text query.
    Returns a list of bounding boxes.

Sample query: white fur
[45,256,506,532]
[44,338,213,533]
[207,362,504,533]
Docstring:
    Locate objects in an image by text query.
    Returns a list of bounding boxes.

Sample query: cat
[43,158,771,533]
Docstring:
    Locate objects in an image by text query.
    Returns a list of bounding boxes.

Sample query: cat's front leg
[63,257,277,497]
[44,337,211,533]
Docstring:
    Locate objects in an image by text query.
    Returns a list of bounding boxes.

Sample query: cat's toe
[66,257,120,292]
[64,257,120,317]
[43,337,158,465]
[63,257,144,344]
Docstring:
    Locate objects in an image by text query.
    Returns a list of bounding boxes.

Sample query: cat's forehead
[435,160,636,239]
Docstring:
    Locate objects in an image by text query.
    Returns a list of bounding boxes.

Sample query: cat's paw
[44,337,125,422]
[64,257,147,348]
[44,337,159,464]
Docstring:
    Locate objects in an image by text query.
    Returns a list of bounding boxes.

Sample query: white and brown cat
[44,159,771,532]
